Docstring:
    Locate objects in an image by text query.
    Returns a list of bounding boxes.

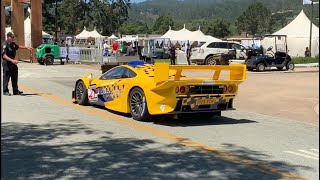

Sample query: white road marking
[284,150,319,160]
[298,150,319,157]
[311,149,319,152]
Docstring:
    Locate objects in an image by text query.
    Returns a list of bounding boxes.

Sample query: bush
[292,56,319,64]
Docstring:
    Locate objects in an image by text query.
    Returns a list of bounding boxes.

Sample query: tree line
[4,0,319,38]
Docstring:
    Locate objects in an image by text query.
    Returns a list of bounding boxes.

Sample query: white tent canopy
[89,29,103,38]
[205,35,222,42]
[108,34,118,39]
[75,27,92,39]
[160,25,209,44]
[262,10,319,57]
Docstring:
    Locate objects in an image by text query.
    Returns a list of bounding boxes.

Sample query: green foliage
[152,16,175,34]
[293,56,319,64]
[119,22,150,34]
[41,0,131,36]
[206,18,231,38]
[236,3,272,35]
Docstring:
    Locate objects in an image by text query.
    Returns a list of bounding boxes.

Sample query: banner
[60,47,80,62]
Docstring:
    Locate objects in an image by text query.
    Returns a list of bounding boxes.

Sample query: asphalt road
[1,63,319,180]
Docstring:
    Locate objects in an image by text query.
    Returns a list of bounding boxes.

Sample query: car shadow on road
[153,115,258,127]
[1,119,312,180]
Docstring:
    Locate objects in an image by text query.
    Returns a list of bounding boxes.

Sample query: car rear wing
[154,63,247,84]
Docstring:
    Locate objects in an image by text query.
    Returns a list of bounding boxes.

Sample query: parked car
[246,35,295,72]
[190,41,247,65]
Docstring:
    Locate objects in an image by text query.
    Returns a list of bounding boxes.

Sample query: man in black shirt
[169,45,176,65]
[2,32,33,96]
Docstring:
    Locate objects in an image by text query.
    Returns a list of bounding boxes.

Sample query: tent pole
[309,1,313,56]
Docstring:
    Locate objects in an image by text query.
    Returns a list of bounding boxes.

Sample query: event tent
[160,26,209,44]
[262,10,319,57]
[75,27,92,39]
[108,34,118,39]
[205,35,222,42]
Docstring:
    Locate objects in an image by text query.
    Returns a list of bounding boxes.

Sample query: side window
[218,42,228,49]
[207,42,217,48]
[232,43,242,50]
[100,67,126,80]
[123,68,137,78]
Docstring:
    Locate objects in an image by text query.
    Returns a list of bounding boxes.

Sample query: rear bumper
[169,95,235,114]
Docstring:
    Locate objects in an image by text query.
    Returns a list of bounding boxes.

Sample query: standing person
[186,42,192,65]
[2,32,33,96]
[112,41,119,55]
[103,41,109,57]
[169,45,176,65]
[305,47,311,57]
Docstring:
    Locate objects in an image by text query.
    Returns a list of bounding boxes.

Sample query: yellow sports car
[72,61,246,121]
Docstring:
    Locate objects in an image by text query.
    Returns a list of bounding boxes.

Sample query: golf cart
[246,35,295,72]
[35,43,68,65]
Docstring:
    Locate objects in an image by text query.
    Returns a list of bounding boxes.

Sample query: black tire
[213,111,222,116]
[286,61,295,71]
[129,88,150,121]
[75,81,89,106]
[256,63,265,72]
[206,56,219,65]
[45,56,54,65]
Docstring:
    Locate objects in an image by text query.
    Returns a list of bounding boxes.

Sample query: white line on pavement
[284,151,319,160]
[298,150,319,157]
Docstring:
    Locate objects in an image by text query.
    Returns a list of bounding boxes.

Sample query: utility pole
[55,0,58,44]
[309,0,314,57]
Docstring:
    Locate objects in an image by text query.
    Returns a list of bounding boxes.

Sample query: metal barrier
[78,48,104,64]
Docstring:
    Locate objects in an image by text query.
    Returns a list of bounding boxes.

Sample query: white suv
[190,41,247,65]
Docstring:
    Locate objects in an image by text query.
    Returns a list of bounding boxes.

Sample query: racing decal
[88,89,98,102]
[88,84,124,105]
[181,96,231,110]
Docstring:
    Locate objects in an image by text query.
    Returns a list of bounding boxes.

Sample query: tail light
[180,86,186,93]
[176,86,188,94]
[175,86,180,93]
[228,85,234,92]
[223,85,228,93]
[223,85,235,93]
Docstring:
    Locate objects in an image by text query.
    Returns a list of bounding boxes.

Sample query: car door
[103,67,137,112]
[88,67,127,106]
[218,42,229,54]
[206,42,218,55]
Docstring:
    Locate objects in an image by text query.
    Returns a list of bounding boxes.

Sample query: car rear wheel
[75,81,89,106]
[286,62,295,71]
[129,88,150,121]
[45,56,54,65]
[206,56,219,65]
[256,63,265,72]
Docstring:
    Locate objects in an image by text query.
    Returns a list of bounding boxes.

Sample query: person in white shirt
[103,41,109,56]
